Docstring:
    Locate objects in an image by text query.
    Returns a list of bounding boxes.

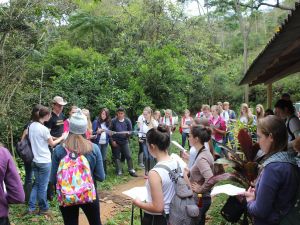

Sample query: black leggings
[59,198,102,225]
[142,212,168,225]
[0,217,9,225]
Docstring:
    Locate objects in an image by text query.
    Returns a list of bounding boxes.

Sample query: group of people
[134,96,300,225]
[1,93,300,225]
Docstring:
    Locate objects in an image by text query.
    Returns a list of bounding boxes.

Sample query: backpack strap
[153,162,181,220]
[154,161,181,182]
[27,124,31,145]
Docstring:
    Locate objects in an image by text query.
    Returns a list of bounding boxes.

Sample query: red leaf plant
[209,128,260,188]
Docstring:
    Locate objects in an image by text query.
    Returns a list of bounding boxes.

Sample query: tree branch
[256,2,293,11]
[239,1,293,11]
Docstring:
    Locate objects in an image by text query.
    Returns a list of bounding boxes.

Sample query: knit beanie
[69,109,87,134]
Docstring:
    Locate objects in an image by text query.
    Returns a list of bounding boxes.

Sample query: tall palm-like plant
[69,10,115,49]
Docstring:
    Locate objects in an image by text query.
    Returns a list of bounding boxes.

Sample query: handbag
[16,125,34,164]
[221,196,247,223]
[179,126,183,134]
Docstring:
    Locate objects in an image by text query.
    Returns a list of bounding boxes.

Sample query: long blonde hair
[240,103,251,119]
[256,104,265,120]
[64,133,93,155]
[82,108,93,134]
[143,106,156,128]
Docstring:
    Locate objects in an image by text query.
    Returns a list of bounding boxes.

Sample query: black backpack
[16,125,34,164]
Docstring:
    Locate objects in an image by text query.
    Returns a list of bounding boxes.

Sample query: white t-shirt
[188,143,210,169]
[160,117,175,126]
[137,114,145,138]
[239,116,248,124]
[29,122,52,163]
[99,122,109,144]
[182,117,192,134]
[145,159,185,215]
[140,119,158,138]
[221,111,230,124]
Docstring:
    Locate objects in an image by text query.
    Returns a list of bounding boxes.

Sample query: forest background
[1,0,300,149]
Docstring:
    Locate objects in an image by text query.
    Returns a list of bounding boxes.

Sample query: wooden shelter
[240,1,300,108]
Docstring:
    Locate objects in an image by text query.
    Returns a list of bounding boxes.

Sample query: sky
[181,0,289,17]
[0,0,291,16]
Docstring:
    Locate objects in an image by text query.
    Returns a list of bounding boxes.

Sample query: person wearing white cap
[50,109,105,225]
[44,96,67,201]
[45,96,67,139]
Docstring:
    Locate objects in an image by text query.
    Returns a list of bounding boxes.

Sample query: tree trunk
[234,0,254,104]
[39,67,44,104]
[243,29,249,104]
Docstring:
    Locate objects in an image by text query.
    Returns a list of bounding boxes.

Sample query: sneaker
[139,163,145,168]
[129,170,138,177]
[39,209,53,217]
[117,170,123,176]
[22,210,38,216]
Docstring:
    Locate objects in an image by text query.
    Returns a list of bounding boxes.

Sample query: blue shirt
[110,118,132,145]
[92,119,110,145]
[247,162,299,225]
[50,143,105,186]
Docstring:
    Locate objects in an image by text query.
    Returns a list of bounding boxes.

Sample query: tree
[68,10,116,51]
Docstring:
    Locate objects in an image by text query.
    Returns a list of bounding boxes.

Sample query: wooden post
[267,83,272,109]
[245,84,249,104]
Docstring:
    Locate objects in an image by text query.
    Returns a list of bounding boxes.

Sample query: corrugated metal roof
[239,1,300,86]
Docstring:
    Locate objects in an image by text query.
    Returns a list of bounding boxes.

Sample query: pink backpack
[56,148,96,207]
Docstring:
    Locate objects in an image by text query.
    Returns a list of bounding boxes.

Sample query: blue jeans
[24,162,33,185]
[28,162,51,212]
[98,143,108,161]
[142,142,155,174]
[181,132,190,148]
[198,197,211,225]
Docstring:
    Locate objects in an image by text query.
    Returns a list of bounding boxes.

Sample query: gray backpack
[154,162,200,225]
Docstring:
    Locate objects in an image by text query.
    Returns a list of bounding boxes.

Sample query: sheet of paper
[171,140,187,152]
[170,153,187,169]
[122,186,148,201]
[211,184,245,196]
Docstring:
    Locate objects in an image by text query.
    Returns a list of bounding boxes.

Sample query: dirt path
[79,172,146,224]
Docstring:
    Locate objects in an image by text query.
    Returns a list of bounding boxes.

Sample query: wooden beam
[250,59,300,86]
[267,83,272,109]
[264,60,300,84]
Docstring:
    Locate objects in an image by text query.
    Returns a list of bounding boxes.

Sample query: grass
[107,130,248,225]
[105,206,142,225]
[9,135,145,225]
[9,129,244,225]
[9,196,64,225]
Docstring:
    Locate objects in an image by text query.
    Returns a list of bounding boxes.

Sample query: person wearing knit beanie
[50,109,105,225]
[69,109,88,135]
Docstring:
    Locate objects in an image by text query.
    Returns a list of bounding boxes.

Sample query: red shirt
[209,116,226,142]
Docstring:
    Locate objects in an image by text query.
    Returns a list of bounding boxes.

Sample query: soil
[79,172,146,224]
